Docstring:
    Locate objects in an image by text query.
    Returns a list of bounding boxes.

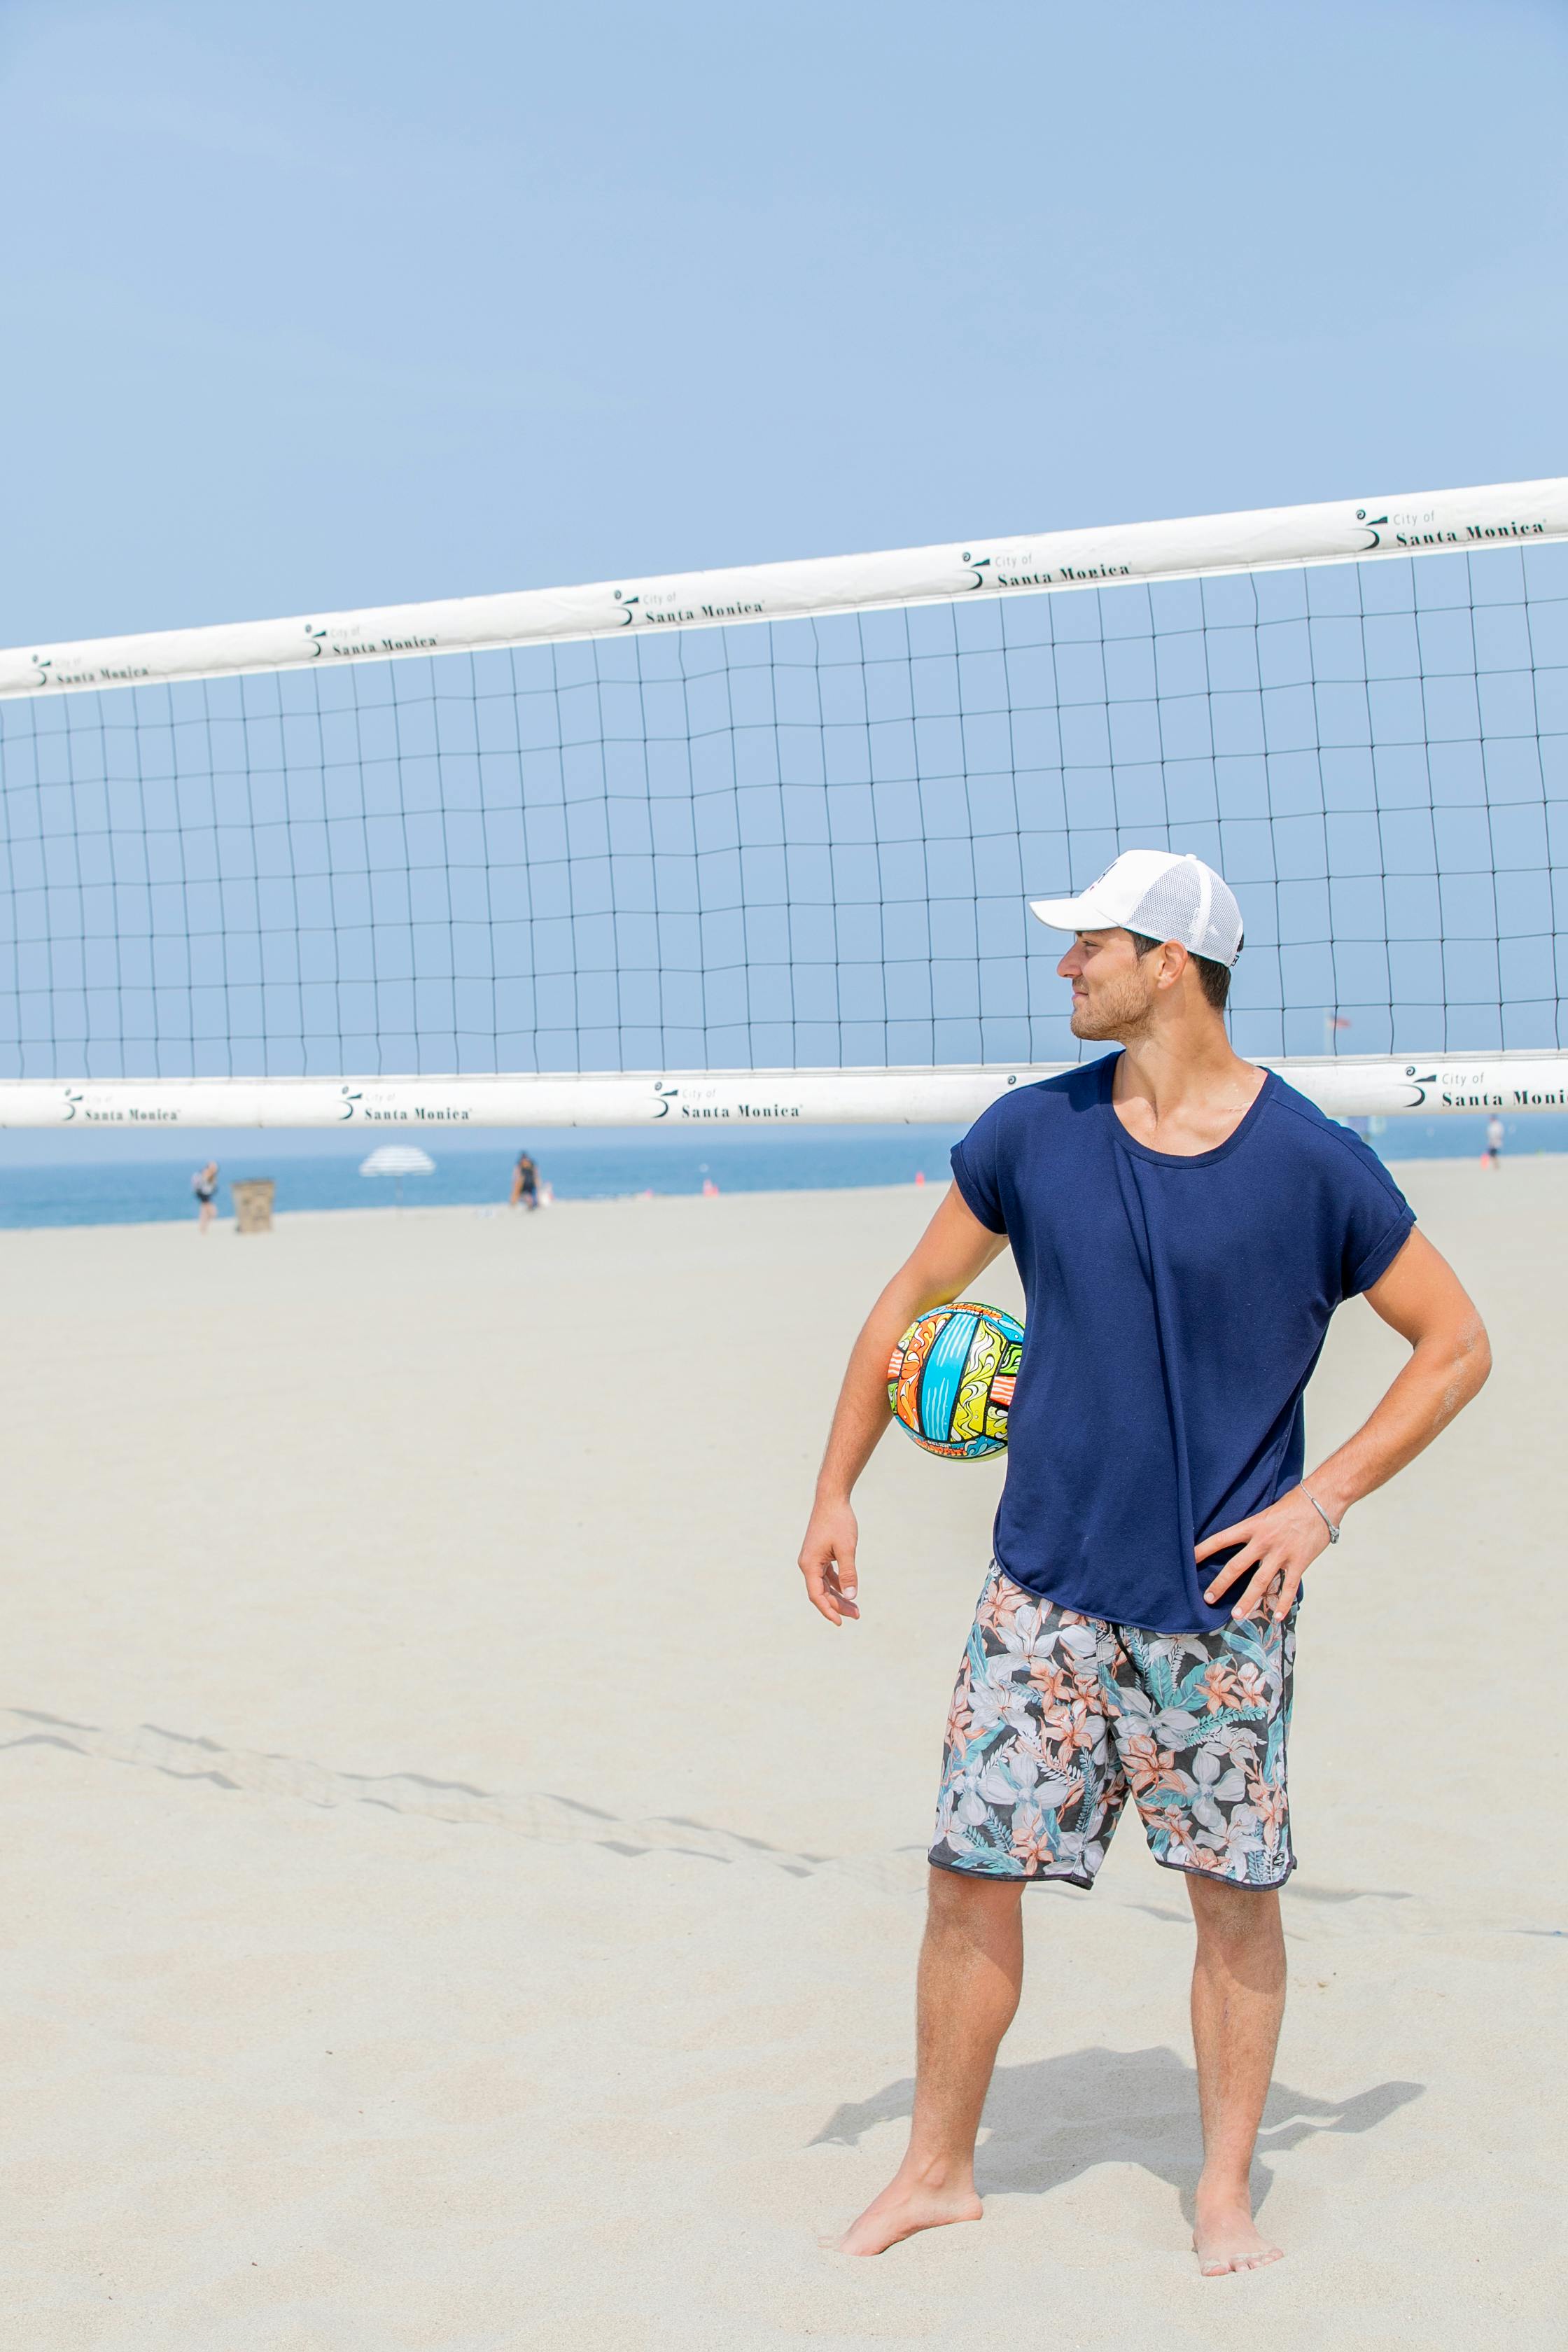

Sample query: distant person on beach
[1485,1113,1505,1167]
[510,1150,540,1210]
[192,1162,219,1234]
[797,850,1491,2278]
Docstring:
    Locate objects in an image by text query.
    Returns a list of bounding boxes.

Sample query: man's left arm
[1196,1230,1492,1624]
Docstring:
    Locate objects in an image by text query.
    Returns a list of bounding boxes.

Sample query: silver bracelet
[1300,1485,1340,1544]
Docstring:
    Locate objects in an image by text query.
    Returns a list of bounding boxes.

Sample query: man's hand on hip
[1196,1487,1331,1623]
[1198,1233,1492,1628]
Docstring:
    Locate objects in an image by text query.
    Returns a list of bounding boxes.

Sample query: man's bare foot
[834,2169,983,2256]
[1192,2190,1283,2277]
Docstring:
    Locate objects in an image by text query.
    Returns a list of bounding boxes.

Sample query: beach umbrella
[358,1143,435,1208]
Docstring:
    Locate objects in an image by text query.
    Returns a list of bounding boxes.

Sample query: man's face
[1057,927,1161,1041]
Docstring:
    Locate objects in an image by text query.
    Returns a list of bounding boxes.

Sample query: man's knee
[925,1865,1023,1928]
[1185,1874,1283,1949]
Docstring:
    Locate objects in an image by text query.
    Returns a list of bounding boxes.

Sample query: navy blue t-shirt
[949,1056,1415,1635]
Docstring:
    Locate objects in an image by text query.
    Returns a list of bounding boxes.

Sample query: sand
[0,1158,1561,2349]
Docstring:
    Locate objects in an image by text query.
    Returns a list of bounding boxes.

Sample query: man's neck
[1110,1018,1264,1154]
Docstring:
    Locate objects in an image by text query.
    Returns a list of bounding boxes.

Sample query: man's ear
[1156,940,1189,992]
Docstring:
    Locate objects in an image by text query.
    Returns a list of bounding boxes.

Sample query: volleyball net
[1,478,1566,1132]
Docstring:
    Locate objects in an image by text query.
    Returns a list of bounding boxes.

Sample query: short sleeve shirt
[949,1056,1415,1634]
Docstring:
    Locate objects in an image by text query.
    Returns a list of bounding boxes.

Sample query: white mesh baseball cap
[1029,850,1244,968]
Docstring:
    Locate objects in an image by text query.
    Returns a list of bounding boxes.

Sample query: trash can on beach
[231,1179,275,1234]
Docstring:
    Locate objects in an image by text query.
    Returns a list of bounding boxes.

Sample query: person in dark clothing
[192,1161,219,1234]
[797,850,1491,2276]
[510,1150,540,1210]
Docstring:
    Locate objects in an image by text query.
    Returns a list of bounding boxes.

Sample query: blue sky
[2,1,1564,647]
[0,1,1563,1152]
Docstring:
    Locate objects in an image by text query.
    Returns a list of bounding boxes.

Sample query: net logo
[985,549,1134,588]
[303,623,438,662]
[24,650,149,689]
[615,588,765,628]
[615,591,701,626]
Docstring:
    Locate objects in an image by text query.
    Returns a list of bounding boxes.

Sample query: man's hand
[794,1182,1009,1631]
[798,1496,860,1625]
[1195,1487,1331,1624]
[1198,1230,1492,1626]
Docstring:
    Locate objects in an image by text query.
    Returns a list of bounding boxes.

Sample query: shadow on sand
[813,2046,1423,2218]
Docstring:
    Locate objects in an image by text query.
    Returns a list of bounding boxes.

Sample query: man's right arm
[797,1183,1009,1626]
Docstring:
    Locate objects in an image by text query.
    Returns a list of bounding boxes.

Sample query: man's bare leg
[1186,1875,1287,2276]
[838,1869,1023,2255]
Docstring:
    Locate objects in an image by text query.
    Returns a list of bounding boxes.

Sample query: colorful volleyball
[887,1301,1025,1460]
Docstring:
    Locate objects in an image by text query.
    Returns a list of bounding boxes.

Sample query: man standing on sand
[797,849,1490,2277]
[1485,1112,1505,1168]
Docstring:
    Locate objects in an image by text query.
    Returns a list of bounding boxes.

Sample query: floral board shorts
[930,1565,1298,1891]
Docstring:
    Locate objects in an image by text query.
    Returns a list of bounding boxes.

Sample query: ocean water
[0,1126,967,1231]
[0,1111,1562,1233]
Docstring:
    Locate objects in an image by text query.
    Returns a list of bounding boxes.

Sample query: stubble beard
[1069,974,1156,1044]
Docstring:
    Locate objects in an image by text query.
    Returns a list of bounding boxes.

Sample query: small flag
[1328,1014,1352,1031]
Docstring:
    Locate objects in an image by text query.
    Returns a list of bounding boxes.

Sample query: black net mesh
[1,540,1564,1082]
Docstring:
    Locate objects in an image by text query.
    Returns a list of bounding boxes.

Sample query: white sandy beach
[0,1158,1561,2349]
